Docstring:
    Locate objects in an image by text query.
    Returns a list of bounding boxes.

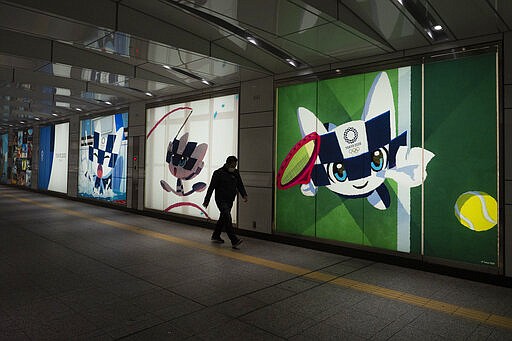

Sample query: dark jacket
[204,165,247,205]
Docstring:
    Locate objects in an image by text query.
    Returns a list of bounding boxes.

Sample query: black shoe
[211,237,225,244]
[232,239,243,249]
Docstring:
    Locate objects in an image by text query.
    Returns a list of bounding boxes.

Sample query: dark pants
[212,200,238,243]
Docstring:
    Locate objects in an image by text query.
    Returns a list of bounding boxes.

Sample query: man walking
[202,156,248,249]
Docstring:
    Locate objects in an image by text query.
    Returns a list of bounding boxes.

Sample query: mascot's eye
[178,156,188,167]
[331,162,347,182]
[370,147,388,172]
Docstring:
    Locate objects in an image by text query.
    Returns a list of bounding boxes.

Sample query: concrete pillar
[238,76,274,234]
[127,102,146,211]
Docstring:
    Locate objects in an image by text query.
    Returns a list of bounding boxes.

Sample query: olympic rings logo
[348,147,360,154]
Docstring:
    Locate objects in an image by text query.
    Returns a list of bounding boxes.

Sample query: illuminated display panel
[11,128,33,187]
[276,53,498,267]
[0,133,7,184]
[38,122,69,193]
[78,113,128,204]
[145,94,239,221]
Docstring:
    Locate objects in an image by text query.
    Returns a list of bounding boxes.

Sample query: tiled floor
[1,186,512,340]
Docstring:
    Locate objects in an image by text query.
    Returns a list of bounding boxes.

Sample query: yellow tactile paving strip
[3,192,512,330]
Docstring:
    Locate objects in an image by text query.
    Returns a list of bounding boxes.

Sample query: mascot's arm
[385,146,435,187]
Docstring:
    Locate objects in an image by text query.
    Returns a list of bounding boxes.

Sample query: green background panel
[424,53,497,265]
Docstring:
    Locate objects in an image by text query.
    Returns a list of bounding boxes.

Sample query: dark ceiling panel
[340,0,430,50]
[429,0,506,39]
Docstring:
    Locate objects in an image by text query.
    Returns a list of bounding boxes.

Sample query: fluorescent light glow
[75,108,83,111]
[397,0,403,5]
[163,65,171,70]
[335,69,341,73]
[55,87,71,96]
[105,101,112,105]
[34,117,40,121]
[20,121,25,124]
[247,36,258,45]
[201,79,212,86]
[145,92,153,97]
[426,30,434,39]
[285,58,298,67]
[52,113,58,117]
[55,101,70,108]
[433,25,443,31]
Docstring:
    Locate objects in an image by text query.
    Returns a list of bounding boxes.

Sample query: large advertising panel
[0,133,7,183]
[145,94,239,221]
[275,52,497,268]
[78,113,128,204]
[38,122,69,193]
[11,128,33,186]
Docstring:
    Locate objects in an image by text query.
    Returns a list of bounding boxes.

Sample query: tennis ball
[454,191,497,231]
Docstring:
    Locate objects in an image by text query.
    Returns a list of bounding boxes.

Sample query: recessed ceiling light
[145,92,153,97]
[397,0,404,5]
[285,58,298,67]
[246,36,258,45]
[105,101,112,105]
[20,121,25,124]
[426,30,434,39]
[201,79,213,86]
[75,108,83,112]
[52,113,58,117]
[163,65,171,70]
[433,25,443,31]
[335,69,341,73]
[34,117,40,121]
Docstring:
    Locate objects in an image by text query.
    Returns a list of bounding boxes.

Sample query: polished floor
[1,186,512,340]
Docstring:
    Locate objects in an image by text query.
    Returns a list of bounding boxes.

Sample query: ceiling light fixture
[398,0,447,41]
[246,36,258,45]
[75,108,83,111]
[285,59,298,67]
[52,113,58,116]
[34,117,40,121]
[20,121,25,124]
[171,67,215,86]
[105,101,112,105]
[162,64,171,70]
[145,92,154,97]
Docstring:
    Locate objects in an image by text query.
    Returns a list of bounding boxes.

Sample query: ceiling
[0,0,510,132]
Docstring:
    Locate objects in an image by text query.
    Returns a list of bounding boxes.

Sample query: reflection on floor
[1,186,512,340]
